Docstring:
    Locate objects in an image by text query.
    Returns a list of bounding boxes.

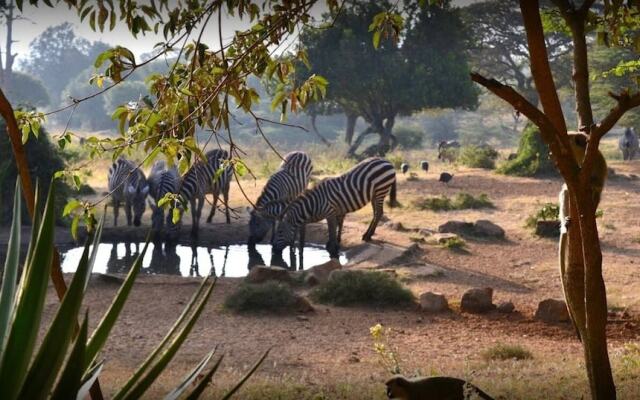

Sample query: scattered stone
[245,266,292,284]
[425,232,460,245]
[418,228,436,236]
[438,221,474,235]
[348,355,360,363]
[304,259,342,286]
[94,274,125,285]
[296,315,309,322]
[535,220,560,238]
[473,220,505,239]
[497,301,515,313]
[384,221,406,231]
[535,299,570,323]
[419,292,449,313]
[460,287,495,314]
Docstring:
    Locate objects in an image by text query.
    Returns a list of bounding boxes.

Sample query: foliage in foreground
[225,282,299,313]
[413,193,494,211]
[457,145,498,169]
[0,181,264,399]
[440,236,466,250]
[525,203,560,229]
[496,123,555,177]
[481,343,533,361]
[311,270,414,307]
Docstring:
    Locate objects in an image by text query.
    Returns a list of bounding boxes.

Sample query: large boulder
[535,299,570,323]
[460,287,495,314]
[438,221,474,235]
[245,266,292,284]
[473,220,505,239]
[419,292,449,313]
[304,259,342,286]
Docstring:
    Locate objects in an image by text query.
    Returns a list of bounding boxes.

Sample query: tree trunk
[2,0,15,88]
[345,112,358,145]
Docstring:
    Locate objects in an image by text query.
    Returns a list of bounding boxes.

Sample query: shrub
[481,343,533,361]
[395,126,424,149]
[225,282,299,313]
[525,203,559,229]
[457,145,498,169]
[441,236,466,250]
[311,270,414,307]
[414,193,494,211]
[497,122,555,176]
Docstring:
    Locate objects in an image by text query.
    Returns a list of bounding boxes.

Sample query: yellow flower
[370,323,383,339]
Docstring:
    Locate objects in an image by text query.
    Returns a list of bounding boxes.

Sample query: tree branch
[592,91,640,140]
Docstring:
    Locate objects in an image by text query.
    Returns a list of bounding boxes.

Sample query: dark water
[60,242,347,278]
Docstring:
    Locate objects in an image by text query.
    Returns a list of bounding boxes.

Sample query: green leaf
[172,208,181,225]
[21,124,30,143]
[63,199,82,217]
[221,349,270,400]
[50,313,88,400]
[0,182,56,399]
[0,180,21,355]
[372,30,381,49]
[18,224,97,399]
[164,348,216,400]
[183,355,224,400]
[71,215,81,240]
[85,237,149,367]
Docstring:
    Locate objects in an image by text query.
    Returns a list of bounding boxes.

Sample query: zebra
[147,160,181,238]
[108,157,150,227]
[179,148,232,236]
[248,151,313,246]
[618,127,639,161]
[273,157,397,258]
[437,140,460,163]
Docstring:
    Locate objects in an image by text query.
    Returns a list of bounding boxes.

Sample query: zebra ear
[142,185,150,196]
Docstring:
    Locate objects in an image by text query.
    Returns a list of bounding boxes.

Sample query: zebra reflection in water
[147,240,181,276]
[106,242,141,275]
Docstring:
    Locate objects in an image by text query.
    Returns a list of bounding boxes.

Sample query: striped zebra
[147,160,180,237]
[248,151,313,246]
[108,157,150,227]
[179,148,232,236]
[273,157,397,258]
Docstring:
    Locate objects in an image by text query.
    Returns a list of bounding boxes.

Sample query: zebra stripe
[148,160,180,235]
[273,157,396,256]
[249,151,313,245]
[108,157,149,227]
[179,149,233,236]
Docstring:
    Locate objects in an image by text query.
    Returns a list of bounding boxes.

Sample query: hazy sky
[4,1,478,67]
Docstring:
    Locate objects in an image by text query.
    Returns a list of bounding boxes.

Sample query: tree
[20,23,110,101]
[472,1,640,398]
[3,72,50,108]
[299,1,478,157]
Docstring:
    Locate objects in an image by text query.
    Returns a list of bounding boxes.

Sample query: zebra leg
[113,200,120,227]
[125,199,133,226]
[270,219,277,244]
[325,216,340,258]
[298,225,306,270]
[190,197,200,237]
[206,192,217,223]
[363,196,384,241]
[336,215,345,245]
[223,184,231,224]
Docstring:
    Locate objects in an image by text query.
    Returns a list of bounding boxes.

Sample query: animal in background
[147,160,180,238]
[420,160,429,173]
[108,157,150,226]
[437,140,460,163]
[273,157,397,258]
[618,127,639,161]
[439,172,454,184]
[179,149,232,237]
[400,163,409,174]
[248,151,313,246]
[385,375,495,400]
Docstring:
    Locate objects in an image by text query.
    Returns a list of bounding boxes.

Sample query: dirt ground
[24,150,640,399]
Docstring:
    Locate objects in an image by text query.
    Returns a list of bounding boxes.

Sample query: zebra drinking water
[108,157,150,227]
[147,160,180,237]
[273,157,397,258]
[618,127,639,161]
[248,151,313,246]
[179,148,232,236]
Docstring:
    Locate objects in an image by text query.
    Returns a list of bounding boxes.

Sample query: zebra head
[127,183,150,226]
[148,199,164,231]
[248,209,273,246]
[272,220,296,254]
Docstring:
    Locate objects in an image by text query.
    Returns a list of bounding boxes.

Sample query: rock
[245,266,292,284]
[473,220,505,239]
[94,274,125,285]
[296,315,309,321]
[304,259,342,286]
[460,287,495,314]
[425,233,460,245]
[294,296,315,313]
[419,292,449,313]
[438,221,474,235]
[348,355,360,363]
[497,301,515,313]
[384,221,406,231]
[535,298,570,323]
[418,228,436,236]
[535,220,560,238]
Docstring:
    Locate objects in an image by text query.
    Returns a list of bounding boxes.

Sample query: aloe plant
[0,180,267,399]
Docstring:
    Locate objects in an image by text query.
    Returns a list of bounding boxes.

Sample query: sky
[3,0,478,68]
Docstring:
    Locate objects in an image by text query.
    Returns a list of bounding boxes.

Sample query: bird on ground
[400,163,409,174]
[439,172,453,184]
[420,160,429,173]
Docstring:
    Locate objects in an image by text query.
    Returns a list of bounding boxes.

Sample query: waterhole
[60,242,347,278]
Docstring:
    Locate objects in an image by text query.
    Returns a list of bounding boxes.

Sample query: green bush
[225,282,299,313]
[525,203,559,229]
[395,126,424,149]
[481,343,533,361]
[311,270,414,307]
[457,145,498,169]
[497,122,555,176]
[441,236,466,250]
[413,193,494,211]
